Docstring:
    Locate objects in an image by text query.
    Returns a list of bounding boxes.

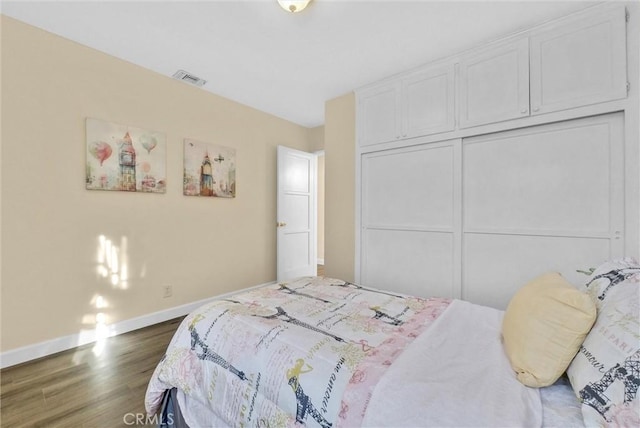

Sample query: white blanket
[362,299,543,427]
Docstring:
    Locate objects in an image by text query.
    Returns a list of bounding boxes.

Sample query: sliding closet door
[462,113,624,309]
[360,141,461,297]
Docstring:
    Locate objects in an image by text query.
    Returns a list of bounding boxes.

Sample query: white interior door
[277,146,317,281]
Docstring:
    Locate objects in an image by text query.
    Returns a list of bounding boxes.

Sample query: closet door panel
[358,82,400,147]
[459,38,530,128]
[463,118,620,235]
[530,6,627,114]
[363,145,454,229]
[403,64,455,138]
[462,113,624,310]
[463,234,611,309]
[362,229,454,298]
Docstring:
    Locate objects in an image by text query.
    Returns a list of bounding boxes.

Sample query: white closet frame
[354,2,640,303]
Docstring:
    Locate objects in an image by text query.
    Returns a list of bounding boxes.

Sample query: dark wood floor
[1,267,326,427]
[1,316,184,427]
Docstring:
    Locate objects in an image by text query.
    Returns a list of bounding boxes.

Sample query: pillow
[502,272,597,387]
[567,258,640,427]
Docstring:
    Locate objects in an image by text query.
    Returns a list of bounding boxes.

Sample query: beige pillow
[502,272,596,387]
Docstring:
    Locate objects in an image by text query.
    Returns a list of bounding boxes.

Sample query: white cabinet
[358,82,400,147]
[358,4,629,137]
[458,4,627,128]
[530,6,627,115]
[358,63,455,147]
[356,3,635,309]
[458,38,530,129]
[402,65,455,138]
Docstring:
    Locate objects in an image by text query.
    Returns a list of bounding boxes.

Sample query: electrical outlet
[163,285,173,298]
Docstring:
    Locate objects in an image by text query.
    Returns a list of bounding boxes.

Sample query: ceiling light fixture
[277,0,311,13]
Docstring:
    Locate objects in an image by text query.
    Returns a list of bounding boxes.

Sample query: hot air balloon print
[86,118,166,193]
[89,141,113,166]
[139,134,158,154]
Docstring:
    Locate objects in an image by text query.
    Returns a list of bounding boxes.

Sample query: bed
[145,258,640,427]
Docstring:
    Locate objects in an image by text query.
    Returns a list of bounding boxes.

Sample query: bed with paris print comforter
[145,276,545,427]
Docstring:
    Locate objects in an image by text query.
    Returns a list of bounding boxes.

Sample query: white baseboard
[317,259,325,265]
[0,281,275,369]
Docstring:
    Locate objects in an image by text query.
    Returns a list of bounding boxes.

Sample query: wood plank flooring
[1,267,326,427]
[1,316,184,427]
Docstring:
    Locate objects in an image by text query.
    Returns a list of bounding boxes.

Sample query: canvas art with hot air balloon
[183,139,236,198]
[85,118,167,193]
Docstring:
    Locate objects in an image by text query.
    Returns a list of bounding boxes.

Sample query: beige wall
[307,125,324,153]
[324,93,355,281]
[307,126,325,263]
[0,16,313,352]
[0,16,4,350]
[317,154,325,262]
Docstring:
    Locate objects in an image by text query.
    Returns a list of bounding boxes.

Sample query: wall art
[85,118,166,193]
[183,139,236,198]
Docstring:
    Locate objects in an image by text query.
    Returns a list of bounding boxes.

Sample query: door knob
[277,222,287,228]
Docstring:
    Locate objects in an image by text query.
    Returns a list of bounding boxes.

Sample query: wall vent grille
[172,70,207,87]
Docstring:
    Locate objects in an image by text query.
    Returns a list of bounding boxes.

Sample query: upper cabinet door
[458,38,530,129]
[530,6,627,115]
[358,82,401,147]
[402,64,455,138]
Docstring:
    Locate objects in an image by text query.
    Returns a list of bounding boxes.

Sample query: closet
[361,139,460,299]
[462,115,624,309]
[355,3,636,309]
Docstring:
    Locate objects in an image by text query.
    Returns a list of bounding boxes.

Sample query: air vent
[172,70,207,87]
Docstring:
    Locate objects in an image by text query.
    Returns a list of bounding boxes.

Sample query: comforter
[145,276,541,427]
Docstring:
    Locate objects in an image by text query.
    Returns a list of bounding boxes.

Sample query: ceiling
[2,0,599,128]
